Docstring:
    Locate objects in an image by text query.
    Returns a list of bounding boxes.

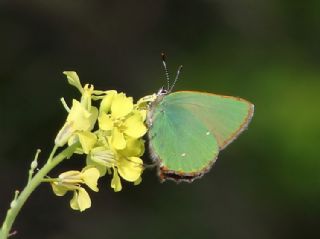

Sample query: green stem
[41,178,58,183]
[48,145,59,162]
[0,143,79,239]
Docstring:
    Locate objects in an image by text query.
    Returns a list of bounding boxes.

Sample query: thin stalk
[0,143,79,239]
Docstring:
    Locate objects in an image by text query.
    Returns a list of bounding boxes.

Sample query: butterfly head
[157,87,169,96]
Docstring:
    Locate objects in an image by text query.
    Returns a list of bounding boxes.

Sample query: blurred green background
[1,1,320,238]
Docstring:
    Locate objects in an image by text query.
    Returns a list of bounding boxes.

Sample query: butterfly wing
[148,91,254,182]
[165,91,254,149]
[148,101,219,182]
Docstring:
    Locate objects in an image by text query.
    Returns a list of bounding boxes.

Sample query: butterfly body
[147,90,254,182]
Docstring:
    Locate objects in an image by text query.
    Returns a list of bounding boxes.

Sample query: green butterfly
[147,57,254,182]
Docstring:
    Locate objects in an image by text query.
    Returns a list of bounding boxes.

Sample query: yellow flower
[93,91,150,191]
[111,93,134,118]
[99,112,147,151]
[99,91,133,117]
[51,167,100,212]
[52,71,158,209]
[55,72,98,148]
[87,145,144,192]
[55,99,98,147]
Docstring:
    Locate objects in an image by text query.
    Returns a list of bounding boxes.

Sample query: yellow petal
[138,109,147,122]
[100,90,117,114]
[67,100,91,127]
[111,93,133,118]
[89,146,115,168]
[117,156,143,182]
[134,177,142,186]
[55,101,98,147]
[76,131,97,154]
[87,106,99,131]
[111,168,122,192]
[70,191,80,211]
[77,188,91,211]
[136,94,157,109]
[86,153,107,176]
[95,130,111,146]
[69,100,98,130]
[120,137,145,157]
[59,170,82,184]
[111,127,126,150]
[63,71,83,93]
[70,188,91,212]
[98,113,114,131]
[55,121,75,147]
[123,113,147,138]
[51,182,68,196]
[81,167,100,192]
[107,168,112,175]
[67,134,84,154]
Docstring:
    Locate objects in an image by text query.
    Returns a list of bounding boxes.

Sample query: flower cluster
[51,71,156,211]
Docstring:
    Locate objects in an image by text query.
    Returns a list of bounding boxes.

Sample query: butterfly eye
[157,87,168,96]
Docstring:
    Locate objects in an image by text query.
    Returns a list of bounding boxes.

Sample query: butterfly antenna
[169,65,183,93]
[161,53,171,91]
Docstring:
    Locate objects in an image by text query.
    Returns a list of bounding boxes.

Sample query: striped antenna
[169,65,183,93]
[161,53,170,91]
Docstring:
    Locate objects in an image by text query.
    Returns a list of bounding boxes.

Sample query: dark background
[1,1,320,238]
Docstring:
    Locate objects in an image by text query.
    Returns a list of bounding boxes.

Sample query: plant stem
[41,178,59,183]
[0,143,79,239]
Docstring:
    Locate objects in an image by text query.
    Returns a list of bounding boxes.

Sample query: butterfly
[146,54,254,182]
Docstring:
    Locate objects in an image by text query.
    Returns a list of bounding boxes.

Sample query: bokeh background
[1,1,320,238]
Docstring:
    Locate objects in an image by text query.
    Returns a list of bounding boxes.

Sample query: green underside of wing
[149,91,253,174]
[163,91,254,149]
[149,104,219,173]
